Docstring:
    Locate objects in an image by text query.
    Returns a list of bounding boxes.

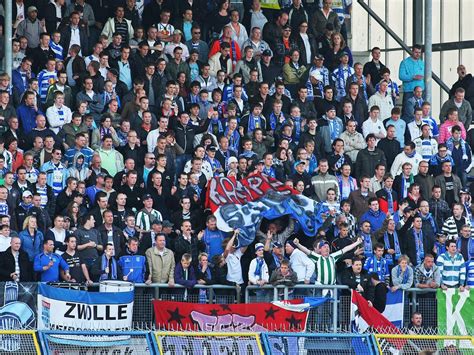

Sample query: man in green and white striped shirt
[293,237,363,286]
[136,194,163,233]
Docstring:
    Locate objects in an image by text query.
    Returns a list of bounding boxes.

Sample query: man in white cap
[164,30,190,60]
[248,243,269,298]
[16,6,46,49]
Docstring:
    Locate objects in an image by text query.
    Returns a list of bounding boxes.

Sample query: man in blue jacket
[360,197,387,233]
[12,57,35,96]
[399,44,425,121]
[34,239,71,282]
[118,237,149,283]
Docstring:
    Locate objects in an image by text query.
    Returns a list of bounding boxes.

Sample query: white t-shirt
[225,248,244,285]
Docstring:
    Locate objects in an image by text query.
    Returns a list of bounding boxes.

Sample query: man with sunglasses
[185,25,209,63]
[40,147,69,196]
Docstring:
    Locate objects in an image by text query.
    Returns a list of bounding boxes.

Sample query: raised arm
[293,238,311,256]
[341,237,363,255]
[223,229,239,258]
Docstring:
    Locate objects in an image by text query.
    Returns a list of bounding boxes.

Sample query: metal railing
[0,281,451,332]
[104,283,240,329]
[245,284,350,332]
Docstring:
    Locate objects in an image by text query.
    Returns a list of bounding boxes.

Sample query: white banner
[37,284,134,330]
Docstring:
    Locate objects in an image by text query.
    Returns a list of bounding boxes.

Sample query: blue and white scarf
[254,257,265,278]
[208,117,224,135]
[337,175,357,200]
[328,118,341,141]
[385,188,394,214]
[383,231,401,265]
[247,114,263,133]
[269,112,285,131]
[100,255,117,280]
[263,166,276,178]
[205,156,223,177]
[413,229,425,265]
[446,137,468,160]
[225,127,240,153]
[49,40,64,60]
[361,232,373,258]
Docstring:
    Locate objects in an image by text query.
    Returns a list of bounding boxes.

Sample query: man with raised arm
[293,236,363,288]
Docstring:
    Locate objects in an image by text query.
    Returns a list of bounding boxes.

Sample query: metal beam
[379,40,474,52]
[413,0,423,45]
[424,0,433,102]
[357,0,450,94]
[4,0,12,77]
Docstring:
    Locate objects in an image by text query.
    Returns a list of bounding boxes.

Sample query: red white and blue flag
[153,298,328,332]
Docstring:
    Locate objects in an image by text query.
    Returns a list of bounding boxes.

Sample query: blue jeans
[402,91,414,123]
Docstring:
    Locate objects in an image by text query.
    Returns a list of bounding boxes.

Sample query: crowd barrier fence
[1,330,472,354]
[0,282,456,331]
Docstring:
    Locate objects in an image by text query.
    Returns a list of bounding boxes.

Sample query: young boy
[49,31,64,60]
[378,68,399,104]
[174,253,199,300]
[340,199,357,238]
[188,173,204,204]
[248,243,270,286]
[270,259,298,299]
[364,243,390,285]
[123,215,138,240]
[332,222,358,272]
[433,233,447,259]
[205,145,224,177]
[239,138,257,167]
[303,140,318,175]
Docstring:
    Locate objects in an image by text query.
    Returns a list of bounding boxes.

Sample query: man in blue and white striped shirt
[37,58,57,104]
[437,239,466,291]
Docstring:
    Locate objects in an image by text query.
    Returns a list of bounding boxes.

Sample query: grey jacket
[433,174,462,203]
[439,98,473,129]
[311,9,340,38]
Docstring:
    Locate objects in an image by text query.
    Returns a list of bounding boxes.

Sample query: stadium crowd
[0,0,474,314]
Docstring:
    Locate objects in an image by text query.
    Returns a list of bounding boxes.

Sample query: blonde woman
[391,255,414,291]
[19,216,44,262]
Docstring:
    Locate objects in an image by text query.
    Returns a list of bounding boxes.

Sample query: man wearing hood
[15,190,34,230]
[68,152,89,182]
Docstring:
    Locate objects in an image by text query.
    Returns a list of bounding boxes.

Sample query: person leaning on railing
[414,254,440,289]
[436,239,467,292]
[145,233,175,286]
[270,259,298,298]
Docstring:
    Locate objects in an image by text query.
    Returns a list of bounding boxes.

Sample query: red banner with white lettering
[205,173,296,213]
[153,300,309,332]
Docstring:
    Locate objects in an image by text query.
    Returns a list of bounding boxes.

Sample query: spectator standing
[437,239,466,291]
[391,255,414,291]
[0,236,33,282]
[146,234,175,284]
[34,239,71,282]
[399,45,424,120]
